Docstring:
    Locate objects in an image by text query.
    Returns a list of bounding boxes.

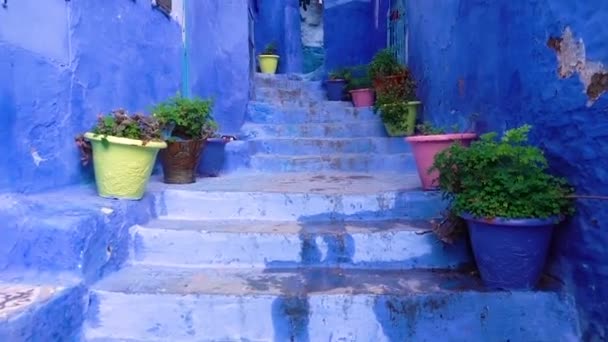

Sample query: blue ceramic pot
[326,79,347,101]
[462,213,559,290]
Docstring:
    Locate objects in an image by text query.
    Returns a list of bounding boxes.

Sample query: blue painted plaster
[254,0,303,74]
[0,281,85,341]
[324,0,389,72]
[0,0,182,194]
[405,0,608,338]
[0,186,156,283]
[186,0,250,134]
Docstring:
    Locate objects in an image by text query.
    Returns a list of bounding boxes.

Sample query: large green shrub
[152,95,217,141]
[431,125,574,219]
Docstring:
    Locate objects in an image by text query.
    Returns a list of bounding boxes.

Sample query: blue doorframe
[387,0,408,65]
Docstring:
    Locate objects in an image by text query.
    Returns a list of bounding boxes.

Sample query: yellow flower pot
[259,54,279,74]
[84,132,167,200]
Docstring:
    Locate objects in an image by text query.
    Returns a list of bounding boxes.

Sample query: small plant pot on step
[373,74,407,96]
[84,133,167,200]
[462,214,558,290]
[160,139,205,184]
[326,79,347,101]
[259,54,279,74]
[349,88,375,107]
[406,133,476,190]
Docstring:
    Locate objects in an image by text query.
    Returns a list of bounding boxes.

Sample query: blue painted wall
[254,0,303,74]
[0,0,182,193]
[186,0,251,134]
[324,0,389,72]
[406,0,608,339]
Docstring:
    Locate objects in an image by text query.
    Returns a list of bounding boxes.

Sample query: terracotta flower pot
[349,89,375,107]
[160,139,206,184]
[405,133,477,190]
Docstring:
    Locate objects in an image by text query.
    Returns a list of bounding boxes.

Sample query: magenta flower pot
[349,89,375,107]
[405,133,477,190]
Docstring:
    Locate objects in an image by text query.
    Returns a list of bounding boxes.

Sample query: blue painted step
[241,121,387,139]
[250,153,415,173]
[0,187,155,280]
[130,219,471,269]
[254,72,323,92]
[83,266,580,342]
[247,101,377,124]
[249,137,410,155]
[255,86,326,103]
[0,272,85,341]
[149,173,443,221]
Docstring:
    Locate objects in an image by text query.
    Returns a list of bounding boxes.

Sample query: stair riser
[85,291,578,342]
[0,285,85,342]
[131,226,471,269]
[255,87,326,103]
[254,74,322,90]
[247,102,376,124]
[241,122,388,139]
[155,190,445,221]
[250,138,410,155]
[249,154,416,173]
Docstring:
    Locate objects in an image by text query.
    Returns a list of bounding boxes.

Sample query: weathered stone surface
[406,0,608,338]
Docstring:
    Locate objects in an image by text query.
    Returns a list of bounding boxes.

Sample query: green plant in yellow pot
[259,42,279,74]
[76,109,166,200]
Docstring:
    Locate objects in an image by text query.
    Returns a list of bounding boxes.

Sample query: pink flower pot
[349,89,375,107]
[405,133,477,190]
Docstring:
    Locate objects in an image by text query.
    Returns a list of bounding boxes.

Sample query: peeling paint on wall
[548,27,607,105]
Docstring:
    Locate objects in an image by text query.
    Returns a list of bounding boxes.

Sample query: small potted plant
[152,95,217,184]
[75,110,167,200]
[369,48,413,98]
[431,125,574,290]
[325,68,351,101]
[406,121,477,190]
[377,101,419,137]
[347,75,375,107]
[258,42,279,74]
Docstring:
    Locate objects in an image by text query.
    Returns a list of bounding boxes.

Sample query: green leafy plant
[431,125,574,219]
[261,42,278,55]
[347,75,373,90]
[416,122,446,135]
[75,109,162,165]
[151,95,217,141]
[378,101,415,132]
[328,68,352,81]
[369,48,405,80]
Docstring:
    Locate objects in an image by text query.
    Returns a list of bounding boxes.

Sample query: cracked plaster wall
[406,0,608,339]
[0,0,183,193]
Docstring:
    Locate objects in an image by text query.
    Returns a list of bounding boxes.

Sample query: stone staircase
[76,74,582,341]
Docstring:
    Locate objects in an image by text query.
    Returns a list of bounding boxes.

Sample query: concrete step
[249,137,410,155]
[249,153,415,173]
[130,219,471,269]
[83,265,580,342]
[240,121,387,139]
[246,101,376,124]
[254,86,326,104]
[0,187,155,280]
[148,173,444,221]
[0,272,84,341]
[254,72,322,91]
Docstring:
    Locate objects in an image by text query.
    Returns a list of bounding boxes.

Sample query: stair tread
[141,218,432,234]
[150,172,424,195]
[92,265,559,296]
[251,152,412,157]
[248,137,404,142]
